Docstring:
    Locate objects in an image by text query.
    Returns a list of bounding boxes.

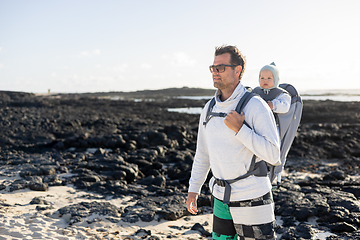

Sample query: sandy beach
[0,170,337,240]
[0,175,213,239]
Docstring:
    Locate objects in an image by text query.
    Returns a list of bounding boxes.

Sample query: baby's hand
[267,101,273,110]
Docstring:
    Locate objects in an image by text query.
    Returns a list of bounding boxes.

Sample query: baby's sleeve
[272,93,291,113]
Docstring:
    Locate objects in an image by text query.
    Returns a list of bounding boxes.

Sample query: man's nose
[212,71,220,77]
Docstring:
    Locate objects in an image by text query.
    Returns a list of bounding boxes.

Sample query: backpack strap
[203,91,256,126]
[234,91,257,128]
[234,91,256,113]
[213,156,268,204]
[203,97,216,126]
[252,87,287,102]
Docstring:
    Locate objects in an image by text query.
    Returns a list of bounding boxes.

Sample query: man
[186,45,281,240]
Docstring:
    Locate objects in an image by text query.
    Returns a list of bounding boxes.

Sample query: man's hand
[224,110,245,133]
[267,101,273,110]
[186,192,199,215]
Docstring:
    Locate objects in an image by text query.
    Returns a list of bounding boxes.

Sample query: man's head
[210,45,246,99]
[214,45,246,80]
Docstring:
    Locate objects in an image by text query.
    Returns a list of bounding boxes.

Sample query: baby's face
[259,69,274,89]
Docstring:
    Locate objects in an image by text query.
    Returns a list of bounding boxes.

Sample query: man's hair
[215,45,246,80]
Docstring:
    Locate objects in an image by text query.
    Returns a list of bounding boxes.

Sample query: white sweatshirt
[188,83,281,202]
[272,92,291,114]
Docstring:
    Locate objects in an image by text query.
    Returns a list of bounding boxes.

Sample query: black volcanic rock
[2,91,360,238]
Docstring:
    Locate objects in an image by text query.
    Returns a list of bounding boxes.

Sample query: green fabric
[213,198,232,220]
[212,232,237,240]
[212,198,237,240]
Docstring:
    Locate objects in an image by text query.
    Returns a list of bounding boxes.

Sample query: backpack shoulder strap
[279,83,302,104]
[234,91,256,113]
[203,97,216,126]
[203,90,256,127]
[234,91,257,128]
[252,87,286,102]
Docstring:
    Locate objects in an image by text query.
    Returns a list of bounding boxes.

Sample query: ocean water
[169,89,360,114]
[176,90,360,102]
[167,107,203,114]
[300,88,360,102]
[301,95,360,102]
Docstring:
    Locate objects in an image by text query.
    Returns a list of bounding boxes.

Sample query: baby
[255,63,292,187]
[258,62,291,114]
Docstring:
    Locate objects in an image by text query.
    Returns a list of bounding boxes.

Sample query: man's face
[212,53,240,91]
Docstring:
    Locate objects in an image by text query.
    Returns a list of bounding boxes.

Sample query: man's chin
[213,82,221,89]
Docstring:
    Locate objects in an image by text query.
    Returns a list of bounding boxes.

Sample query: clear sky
[1,0,359,93]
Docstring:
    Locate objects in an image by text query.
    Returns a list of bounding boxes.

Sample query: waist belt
[212,157,269,205]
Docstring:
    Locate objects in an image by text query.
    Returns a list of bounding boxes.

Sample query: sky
[0,0,359,94]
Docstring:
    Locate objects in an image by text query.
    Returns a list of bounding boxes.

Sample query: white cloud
[0,47,2,52]
[111,64,128,72]
[78,51,90,58]
[162,52,197,66]
[0,63,4,69]
[51,74,121,92]
[77,49,101,58]
[92,49,101,55]
[58,66,69,70]
[141,63,152,69]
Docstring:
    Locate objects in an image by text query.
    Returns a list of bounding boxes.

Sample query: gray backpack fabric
[253,84,303,185]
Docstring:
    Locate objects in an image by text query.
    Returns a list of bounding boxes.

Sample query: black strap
[234,91,256,114]
[210,112,227,117]
[212,157,268,204]
[203,91,256,126]
[235,91,257,128]
[203,98,216,126]
[227,192,273,207]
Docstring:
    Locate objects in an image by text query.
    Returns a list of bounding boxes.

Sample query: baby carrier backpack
[252,84,303,187]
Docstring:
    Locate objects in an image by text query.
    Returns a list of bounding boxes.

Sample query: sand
[0,171,337,239]
[0,173,213,240]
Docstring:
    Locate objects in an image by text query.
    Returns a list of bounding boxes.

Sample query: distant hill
[51,87,216,99]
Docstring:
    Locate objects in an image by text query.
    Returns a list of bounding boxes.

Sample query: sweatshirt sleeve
[188,102,211,194]
[272,93,291,113]
[236,97,281,166]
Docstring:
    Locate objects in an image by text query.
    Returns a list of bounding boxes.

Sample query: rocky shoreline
[1,90,360,239]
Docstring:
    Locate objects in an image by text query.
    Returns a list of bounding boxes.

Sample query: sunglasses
[209,64,239,73]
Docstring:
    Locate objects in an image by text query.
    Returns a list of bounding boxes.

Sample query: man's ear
[235,65,242,78]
